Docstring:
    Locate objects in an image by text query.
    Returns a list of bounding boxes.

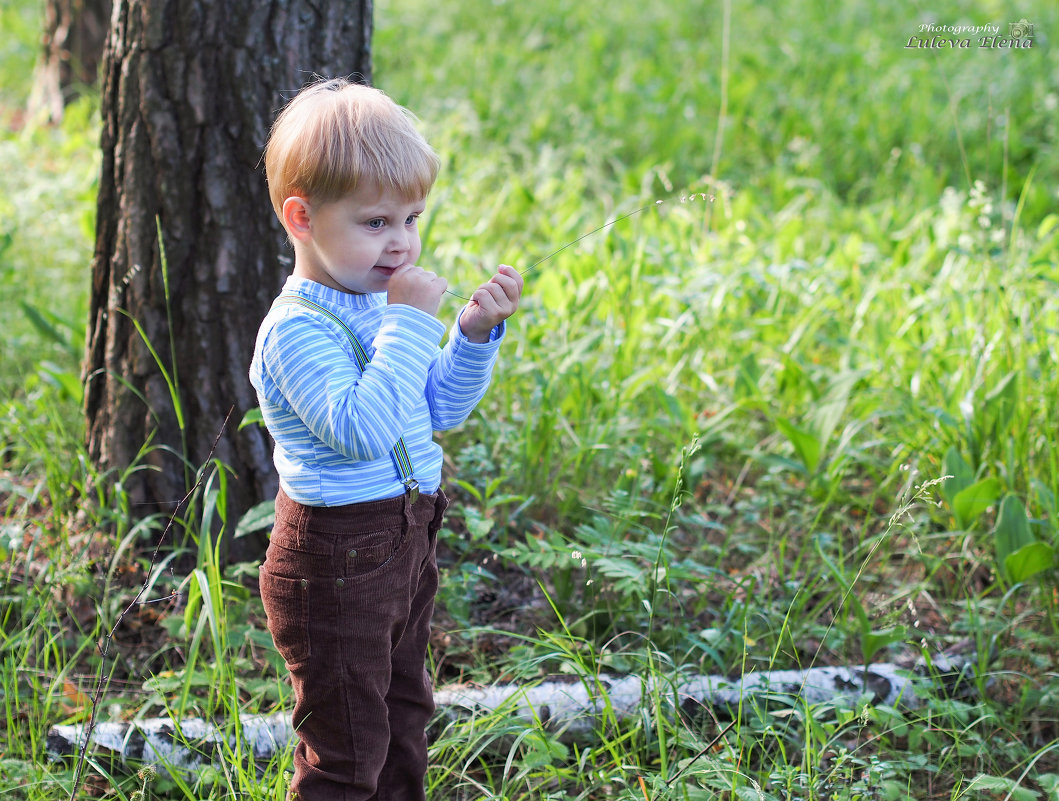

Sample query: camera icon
[1009,19,1035,39]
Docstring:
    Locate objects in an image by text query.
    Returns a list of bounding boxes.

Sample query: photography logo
[1009,19,1035,39]
[906,19,1037,49]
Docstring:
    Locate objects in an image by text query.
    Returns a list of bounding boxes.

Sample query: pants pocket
[345,527,405,579]
[259,566,311,670]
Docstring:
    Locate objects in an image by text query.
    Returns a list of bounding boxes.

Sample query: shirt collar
[282,275,383,309]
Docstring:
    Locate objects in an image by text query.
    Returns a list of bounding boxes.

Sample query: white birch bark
[47,657,969,774]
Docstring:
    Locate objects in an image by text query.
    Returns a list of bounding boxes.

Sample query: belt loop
[429,489,449,534]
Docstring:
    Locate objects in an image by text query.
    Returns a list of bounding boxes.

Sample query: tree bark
[83,0,372,558]
[29,0,113,122]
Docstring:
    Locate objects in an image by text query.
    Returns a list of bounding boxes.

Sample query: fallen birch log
[47,657,969,774]
[434,657,968,734]
[46,712,294,773]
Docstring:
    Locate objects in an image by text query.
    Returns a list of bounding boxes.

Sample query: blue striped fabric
[249,276,504,506]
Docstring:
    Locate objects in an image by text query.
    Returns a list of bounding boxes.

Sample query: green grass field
[1,0,1058,798]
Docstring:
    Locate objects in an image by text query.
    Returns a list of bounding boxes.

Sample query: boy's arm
[426,264,522,430]
[261,306,445,460]
[425,318,505,430]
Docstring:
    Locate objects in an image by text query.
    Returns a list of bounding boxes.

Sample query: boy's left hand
[459,264,523,343]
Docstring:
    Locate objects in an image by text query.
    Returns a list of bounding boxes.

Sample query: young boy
[250,78,522,801]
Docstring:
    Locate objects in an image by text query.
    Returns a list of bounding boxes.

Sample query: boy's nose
[388,229,412,253]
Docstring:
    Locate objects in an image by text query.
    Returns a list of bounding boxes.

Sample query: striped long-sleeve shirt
[249,276,504,506]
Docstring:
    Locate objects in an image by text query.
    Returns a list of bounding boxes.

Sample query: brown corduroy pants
[260,488,448,801]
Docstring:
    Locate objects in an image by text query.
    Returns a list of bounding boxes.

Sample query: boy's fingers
[481,281,518,310]
[496,264,524,290]
[472,283,503,309]
[465,265,521,329]
[388,263,447,316]
[485,272,521,302]
[393,264,446,289]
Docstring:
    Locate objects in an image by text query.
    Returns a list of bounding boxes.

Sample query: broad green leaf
[1037,774,1059,795]
[19,301,80,358]
[984,370,1018,438]
[815,536,897,664]
[235,500,276,538]
[595,556,646,581]
[735,353,761,400]
[863,625,908,665]
[777,355,810,398]
[994,494,1035,582]
[519,730,568,769]
[951,477,1002,529]
[199,487,220,552]
[1004,541,1055,584]
[38,361,84,402]
[941,447,974,506]
[928,406,962,432]
[880,780,912,801]
[776,417,821,474]
[965,773,1039,801]
[1032,479,1057,529]
[810,369,868,452]
[450,479,482,503]
[465,514,494,541]
[238,407,264,430]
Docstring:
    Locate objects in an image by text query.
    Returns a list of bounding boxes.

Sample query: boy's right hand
[386,264,448,317]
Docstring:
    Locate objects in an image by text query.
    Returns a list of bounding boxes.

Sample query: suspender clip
[403,478,420,504]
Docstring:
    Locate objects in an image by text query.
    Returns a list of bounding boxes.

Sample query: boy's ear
[282,196,313,241]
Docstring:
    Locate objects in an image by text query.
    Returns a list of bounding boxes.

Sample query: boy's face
[289,185,425,294]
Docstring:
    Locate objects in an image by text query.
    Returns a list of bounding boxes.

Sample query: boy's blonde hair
[264,78,439,222]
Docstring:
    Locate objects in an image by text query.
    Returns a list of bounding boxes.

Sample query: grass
[2,0,1059,798]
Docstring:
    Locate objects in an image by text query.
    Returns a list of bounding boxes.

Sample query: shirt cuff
[454,317,506,345]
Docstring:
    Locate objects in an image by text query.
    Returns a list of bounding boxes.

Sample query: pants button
[335,578,345,589]
[299,579,308,590]
[348,548,358,558]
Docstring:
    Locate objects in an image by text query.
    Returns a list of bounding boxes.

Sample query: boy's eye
[367,218,385,230]
[405,214,419,226]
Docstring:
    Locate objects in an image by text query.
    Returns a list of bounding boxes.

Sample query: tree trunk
[83,0,372,558]
[29,0,113,122]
